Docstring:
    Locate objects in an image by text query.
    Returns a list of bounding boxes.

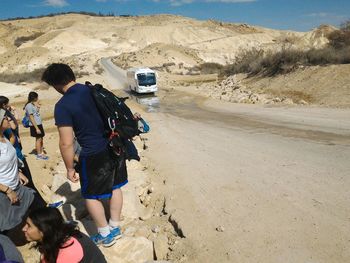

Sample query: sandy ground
[142,86,350,262]
[100,60,350,262]
[1,13,349,263]
[2,68,350,262]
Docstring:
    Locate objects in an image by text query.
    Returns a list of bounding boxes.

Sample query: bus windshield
[137,73,156,86]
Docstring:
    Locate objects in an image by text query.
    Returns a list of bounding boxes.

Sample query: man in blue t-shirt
[41,63,126,247]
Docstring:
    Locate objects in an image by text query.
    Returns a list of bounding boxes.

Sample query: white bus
[126,67,158,94]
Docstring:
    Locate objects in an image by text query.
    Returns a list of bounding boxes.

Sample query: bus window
[137,73,156,86]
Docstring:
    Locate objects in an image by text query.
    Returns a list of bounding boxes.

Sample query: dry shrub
[0,68,45,83]
[259,49,307,76]
[328,30,350,49]
[94,66,104,75]
[14,32,44,47]
[0,68,90,84]
[75,71,89,78]
[219,21,350,77]
[198,62,223,74]
[307,46,350,64]
[162,62,176,67]
[221,49,264,76]
[340,20,350,31]
[327,20,350,49]
[220,44,350,77]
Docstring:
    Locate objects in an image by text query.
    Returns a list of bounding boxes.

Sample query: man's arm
[58,126,79,183]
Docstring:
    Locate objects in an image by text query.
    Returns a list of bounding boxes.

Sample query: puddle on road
[128,93,160,113]
[126,89,350,146]
[127,88,205,117]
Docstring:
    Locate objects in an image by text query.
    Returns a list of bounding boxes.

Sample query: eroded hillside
[0,14,330,74]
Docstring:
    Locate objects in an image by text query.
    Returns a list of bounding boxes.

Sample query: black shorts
[30,124,45,138]
[79,148,128,199]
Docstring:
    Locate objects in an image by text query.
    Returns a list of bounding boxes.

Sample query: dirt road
[143,89,350,262]
[100,61,350,262]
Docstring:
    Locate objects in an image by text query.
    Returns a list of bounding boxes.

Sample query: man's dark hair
[0,96,9,109]
[41,63,76,86]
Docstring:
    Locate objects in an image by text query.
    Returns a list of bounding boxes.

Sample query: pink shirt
[41,237,83,263]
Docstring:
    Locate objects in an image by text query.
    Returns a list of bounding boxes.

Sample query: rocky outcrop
[208,75,297,105]
[37,136,181,262]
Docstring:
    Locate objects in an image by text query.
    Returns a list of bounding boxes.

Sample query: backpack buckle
[108,117,116,132]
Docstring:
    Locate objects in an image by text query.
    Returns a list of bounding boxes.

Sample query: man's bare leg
[109,188,123,222]
[86,199,108,228]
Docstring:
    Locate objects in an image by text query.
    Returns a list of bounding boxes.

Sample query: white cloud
[96,0,108,2]
[111,0,255,6]
[205,0,256,2]
[43,0,69,7]
[302,12,347,29]
[152,0,256,6]
[170,0,194,7]
[114,0,255,5]
[305,12,330,18]
[304,12,346,21]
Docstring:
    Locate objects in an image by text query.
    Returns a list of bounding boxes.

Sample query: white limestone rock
[101,236,154,263]
[153,233,169,260]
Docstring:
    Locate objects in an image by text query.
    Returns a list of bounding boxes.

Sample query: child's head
[28,91,39,103]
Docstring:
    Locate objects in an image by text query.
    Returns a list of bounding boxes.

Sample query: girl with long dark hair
[24,92,48,160]
[23,207,107,263]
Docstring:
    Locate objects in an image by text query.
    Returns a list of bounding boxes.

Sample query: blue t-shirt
[54,83,108,156]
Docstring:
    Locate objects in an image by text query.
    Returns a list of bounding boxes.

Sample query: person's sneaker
[110,227,122,240]
[36,154,49,160]
[47,200,64,209]
[91,233,116,247]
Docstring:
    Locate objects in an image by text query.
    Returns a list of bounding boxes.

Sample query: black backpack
[86,81,140,158]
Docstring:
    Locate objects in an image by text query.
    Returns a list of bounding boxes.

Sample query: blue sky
[0,0,348,31]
